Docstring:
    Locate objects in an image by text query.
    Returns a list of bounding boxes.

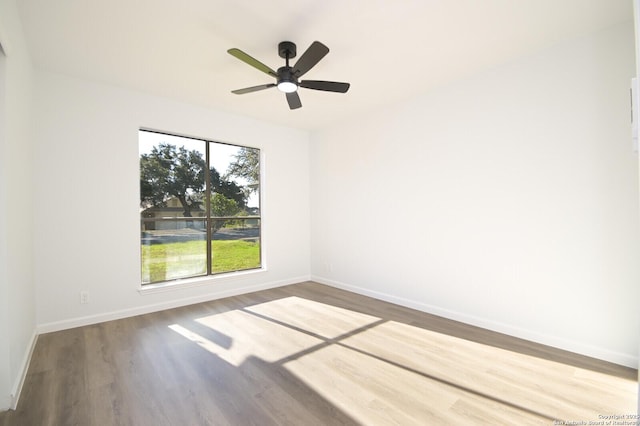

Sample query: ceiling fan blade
[231,84,276,94]
[286,91,302,110]
[293,41,329,77]
[228,48,277,77]
[300,80,350,93]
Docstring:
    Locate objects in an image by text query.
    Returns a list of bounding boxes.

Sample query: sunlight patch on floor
[170,303,325,366]
[168,296,637,424]
[243,296,382,339]
[284,320,637,424]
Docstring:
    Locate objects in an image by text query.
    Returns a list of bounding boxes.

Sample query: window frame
[139,128,263,288]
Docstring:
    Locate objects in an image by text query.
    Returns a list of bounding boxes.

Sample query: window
[139,129,261,285]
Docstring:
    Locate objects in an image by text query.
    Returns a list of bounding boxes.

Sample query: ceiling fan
[227,41,350,110]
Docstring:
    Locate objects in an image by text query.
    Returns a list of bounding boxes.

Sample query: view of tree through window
[139,130,261,284]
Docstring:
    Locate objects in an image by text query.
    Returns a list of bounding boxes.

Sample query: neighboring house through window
[139,129,261,284]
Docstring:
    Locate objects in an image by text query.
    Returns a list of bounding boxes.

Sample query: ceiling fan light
[277,81,298,93]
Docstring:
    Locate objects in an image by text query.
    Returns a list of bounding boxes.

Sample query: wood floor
[1,282,636,425]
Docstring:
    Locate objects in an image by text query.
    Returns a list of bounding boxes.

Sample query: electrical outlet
[80,291,89,304]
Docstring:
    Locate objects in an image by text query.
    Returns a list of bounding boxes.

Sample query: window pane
[140,131,207,284]
[141,219,207,283]
[211,218,261,274]
[210,144,261,274]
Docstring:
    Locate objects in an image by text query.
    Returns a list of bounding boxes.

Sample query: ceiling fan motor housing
[277,66,298,87]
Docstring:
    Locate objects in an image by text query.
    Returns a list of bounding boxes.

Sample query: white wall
[33,71,311,330]
[310,21,640,367]
[0,0,36,411]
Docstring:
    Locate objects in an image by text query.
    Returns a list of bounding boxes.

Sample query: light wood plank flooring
[1,282,637,425]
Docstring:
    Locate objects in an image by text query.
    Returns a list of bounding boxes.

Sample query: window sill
[138,268,267,295]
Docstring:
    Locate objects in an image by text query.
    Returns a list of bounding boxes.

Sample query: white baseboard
[37,275,310,334]
[311,275,638,369]
[10,330,37,410]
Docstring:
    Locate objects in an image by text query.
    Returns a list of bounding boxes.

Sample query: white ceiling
[17,0,633,131]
